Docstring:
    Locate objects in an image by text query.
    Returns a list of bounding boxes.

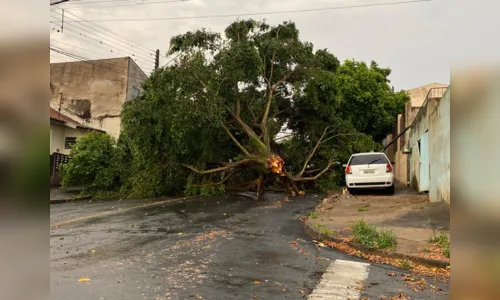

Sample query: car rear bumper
[346,174,394,188]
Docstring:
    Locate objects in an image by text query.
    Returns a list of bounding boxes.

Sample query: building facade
[384,83,448,186]
[50,57,148,139]
[50,107,104,155]
[384,83,449,203]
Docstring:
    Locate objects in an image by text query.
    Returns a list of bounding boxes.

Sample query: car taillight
[386,163,393,173]
[345,165,352,174]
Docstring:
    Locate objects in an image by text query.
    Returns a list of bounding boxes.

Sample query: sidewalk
[50,187,91,204]
[304,184,450,268]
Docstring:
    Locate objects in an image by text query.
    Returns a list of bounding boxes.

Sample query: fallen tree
[65,19,407,198]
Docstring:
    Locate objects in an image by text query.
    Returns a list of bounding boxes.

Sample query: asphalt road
[50,193,449,300]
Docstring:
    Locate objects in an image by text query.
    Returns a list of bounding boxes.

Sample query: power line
[160,52,182,68]
[50,7,156,54]
[50,10,156,59]
[50,20,156,65]
[62,0,188,10]
[64,0,432,23]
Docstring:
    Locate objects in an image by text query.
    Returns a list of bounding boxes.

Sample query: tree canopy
[61,19,408,198]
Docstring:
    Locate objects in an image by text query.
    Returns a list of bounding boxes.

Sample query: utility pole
[50,0,70,5]
[154,49,160,70]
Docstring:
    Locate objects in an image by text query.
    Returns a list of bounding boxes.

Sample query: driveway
[50,192,449,299]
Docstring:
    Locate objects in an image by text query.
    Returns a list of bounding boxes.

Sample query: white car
[344,152,395,194]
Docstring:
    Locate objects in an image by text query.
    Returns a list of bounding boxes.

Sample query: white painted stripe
[308,259,370,300]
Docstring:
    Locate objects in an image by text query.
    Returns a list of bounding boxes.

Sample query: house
[50,57,148,139]
[383,83,450,204]
[384,83,448,185]
[50,107,104,155]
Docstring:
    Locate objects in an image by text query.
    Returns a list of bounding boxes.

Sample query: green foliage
[352,220,397,250]
[320,227,336,236]
[399,260,412,270]
[335,60,409,141]
[70,19,408,198]
[310,211,318,219]
[357,207,369,212]
[184,175,226,196]
[60,132,116,188]
[378,229,398,250]
[443,247,450,258]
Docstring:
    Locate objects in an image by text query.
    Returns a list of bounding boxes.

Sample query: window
[65,137,77,149]
[131,87,140,99]
[349,154,388,166]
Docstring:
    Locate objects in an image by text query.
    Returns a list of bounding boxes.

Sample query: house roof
[50,107,104,132]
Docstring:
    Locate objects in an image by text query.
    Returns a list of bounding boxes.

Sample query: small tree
[60,132,116,188]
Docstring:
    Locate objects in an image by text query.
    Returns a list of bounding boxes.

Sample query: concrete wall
[50,122,88,155]
[384,83,449,187]
[407,83,448,107]
[409,98,438,191]
[126,59,148,102]
[429,88,450,203]
[50,57,147,139]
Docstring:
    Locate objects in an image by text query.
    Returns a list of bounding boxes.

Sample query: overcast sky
[47,0,496,90]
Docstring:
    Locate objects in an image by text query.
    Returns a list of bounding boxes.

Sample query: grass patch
[399,259,412,270]
[352,220,397,250]
[320,227,336,236]
[428,232,450,258]
[310,211,318,219]
[312,223,325,229]
[357,207,369,212]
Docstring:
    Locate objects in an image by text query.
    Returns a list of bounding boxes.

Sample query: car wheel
[347,187,355,195]
[388,184,395,195]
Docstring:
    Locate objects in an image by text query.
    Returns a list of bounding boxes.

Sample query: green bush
[352,220,397,250]
[60,132,116,188]
[310,211,318,219]
[184,175,226,196]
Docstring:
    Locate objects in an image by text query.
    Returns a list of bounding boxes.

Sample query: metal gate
[419,131,430,192]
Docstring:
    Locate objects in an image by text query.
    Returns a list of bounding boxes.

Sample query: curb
[303,222,450,268]
[50,195,93,204]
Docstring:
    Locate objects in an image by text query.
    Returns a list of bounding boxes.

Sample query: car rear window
[349,154,388,165]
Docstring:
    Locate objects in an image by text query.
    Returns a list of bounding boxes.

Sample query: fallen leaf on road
[282,288,286,292]
[90,250,96,254]
[391,292,410,300]
[252,294,258,299]
[59,237,64,240]
[254,280,260,284]
[388,272,396,277]
[117,280,124,283]
[178,232,183,236]
[78,277,90,283]
[298,290,305,295]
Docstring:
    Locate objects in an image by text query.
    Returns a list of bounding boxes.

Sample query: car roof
[351,152,385,156]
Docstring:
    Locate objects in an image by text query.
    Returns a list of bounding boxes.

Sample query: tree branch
[320,132,362,145]
[224,104,267,153]
[236,98,241,117]
[293,160,335,182]
[298,125,334,176]
[181,159,252,175]
[192,170,235,187]
[222,124,251,156]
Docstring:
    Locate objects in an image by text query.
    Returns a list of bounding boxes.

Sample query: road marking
[50,196,198,229]
[308,259,370,300]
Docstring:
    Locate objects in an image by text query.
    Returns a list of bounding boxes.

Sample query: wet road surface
[50,193,449,300]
